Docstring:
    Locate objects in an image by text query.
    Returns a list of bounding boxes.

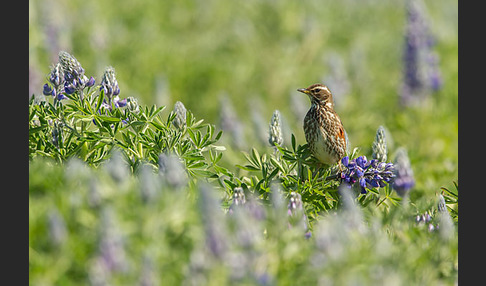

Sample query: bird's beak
[297,88,309,94]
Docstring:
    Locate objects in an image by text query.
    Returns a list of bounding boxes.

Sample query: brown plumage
[297,83,347,166]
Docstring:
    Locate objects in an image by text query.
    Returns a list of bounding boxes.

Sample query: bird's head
[297,83,334,109]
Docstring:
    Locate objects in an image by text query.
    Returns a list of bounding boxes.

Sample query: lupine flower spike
[59,51,89,99]
[287,192,308,232]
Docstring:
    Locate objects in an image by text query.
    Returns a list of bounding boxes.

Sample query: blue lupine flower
[339,156,395,194]
[64,82,76,94]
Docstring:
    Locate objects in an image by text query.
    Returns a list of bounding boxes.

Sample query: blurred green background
[29,0,457,200]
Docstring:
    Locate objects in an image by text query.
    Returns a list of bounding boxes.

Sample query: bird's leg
[338,161,343,173]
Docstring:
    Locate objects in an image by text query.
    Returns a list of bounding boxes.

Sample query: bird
[297,83,347,168]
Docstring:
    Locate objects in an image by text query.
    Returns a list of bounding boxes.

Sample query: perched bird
[298,83,347,167]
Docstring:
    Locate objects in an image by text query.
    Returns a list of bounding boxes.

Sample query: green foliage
[29,90,224,183]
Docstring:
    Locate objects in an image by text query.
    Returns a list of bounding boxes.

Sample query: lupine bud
[372,126,388,162]
[126,97,140,114]
[100,66,119,102]
[172,101,187,129]
[268,110,283,147]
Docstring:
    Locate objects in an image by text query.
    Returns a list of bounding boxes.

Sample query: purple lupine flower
[219,94,246,150]
[64,82,76,94]
[97,207,129,273]
[287,192,308,232]
[391,148,415,197]
[339,156,395,194]
[56,91,68,101]
[400,0,443,106]
[198,183,228,259]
